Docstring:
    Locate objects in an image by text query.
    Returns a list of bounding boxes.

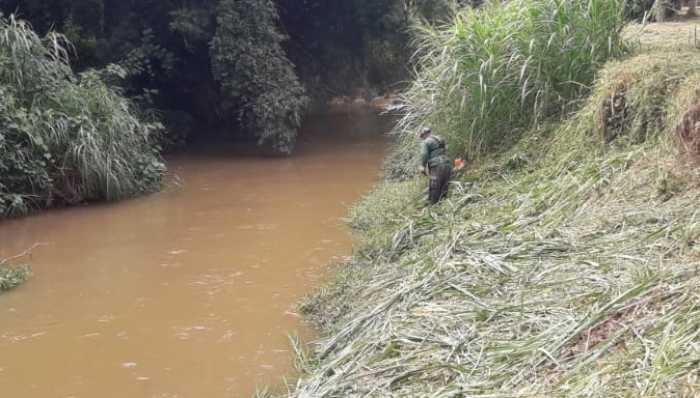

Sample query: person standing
[419,127,453,205]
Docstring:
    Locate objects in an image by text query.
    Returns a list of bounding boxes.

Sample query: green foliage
[278,0,465,101]
[0,259,30,292]
[119,29,177,80]
[105,28,179,112]
[2,0,475,147]
[409,0,462,21]
[1,0,479,148]
[169,6,215,40]
[386,0,629,179]
[210,0,308,154]
[0,15,165,218]
[159,110,193,151]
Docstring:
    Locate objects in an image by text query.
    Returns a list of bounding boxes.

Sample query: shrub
[0,259,30,292]
[210,0,308,154]
[0,14,165,218]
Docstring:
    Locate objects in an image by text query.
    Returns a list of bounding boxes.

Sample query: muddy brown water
[0,113,390,398]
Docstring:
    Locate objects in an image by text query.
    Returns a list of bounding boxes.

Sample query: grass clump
[0,14,165,218]
[276,3,700,398]
[0,259,30,292]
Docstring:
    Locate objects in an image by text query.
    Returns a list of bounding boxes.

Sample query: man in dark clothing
[419,127,453,205]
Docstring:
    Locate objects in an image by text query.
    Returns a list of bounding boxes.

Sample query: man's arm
[420,141,429,167]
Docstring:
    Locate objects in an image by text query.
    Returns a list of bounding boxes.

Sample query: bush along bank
[0,15,166,291]
[382,0,628,181]
[272,4,700,398]
[0,15,166,220]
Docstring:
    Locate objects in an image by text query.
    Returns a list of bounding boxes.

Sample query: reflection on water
[0,113,390,398]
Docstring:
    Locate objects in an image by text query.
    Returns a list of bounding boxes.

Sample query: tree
[210,0,308,154]
[1,0,469,153]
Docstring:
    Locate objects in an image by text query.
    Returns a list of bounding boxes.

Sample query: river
[0,112,390,398]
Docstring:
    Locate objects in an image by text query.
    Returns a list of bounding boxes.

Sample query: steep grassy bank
[272,12,700,398]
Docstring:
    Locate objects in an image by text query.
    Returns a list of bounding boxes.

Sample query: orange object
[454,158,463,167]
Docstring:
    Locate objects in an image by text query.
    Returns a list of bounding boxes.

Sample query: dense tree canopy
[0,0,663,154]
[0,0,472,152]
[210,0,308,153]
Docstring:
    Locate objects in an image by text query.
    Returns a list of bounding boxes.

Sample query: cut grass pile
[271,43,700,398]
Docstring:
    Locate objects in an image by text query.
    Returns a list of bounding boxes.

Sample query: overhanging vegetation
[0,15,165,218]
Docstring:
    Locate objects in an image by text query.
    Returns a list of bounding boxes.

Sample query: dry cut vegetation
[264,9,700,398]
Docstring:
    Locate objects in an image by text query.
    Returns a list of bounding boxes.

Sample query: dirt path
[626,13,700,47]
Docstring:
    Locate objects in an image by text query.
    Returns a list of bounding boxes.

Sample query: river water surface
[0,113,390,398]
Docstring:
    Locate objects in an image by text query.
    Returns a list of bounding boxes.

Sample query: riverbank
[276,17,700,398]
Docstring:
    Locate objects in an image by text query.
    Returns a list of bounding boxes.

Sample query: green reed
[385,0,628,179]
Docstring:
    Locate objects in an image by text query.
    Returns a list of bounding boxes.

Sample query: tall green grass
[385,0,628,180]
[0,14,165,218]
